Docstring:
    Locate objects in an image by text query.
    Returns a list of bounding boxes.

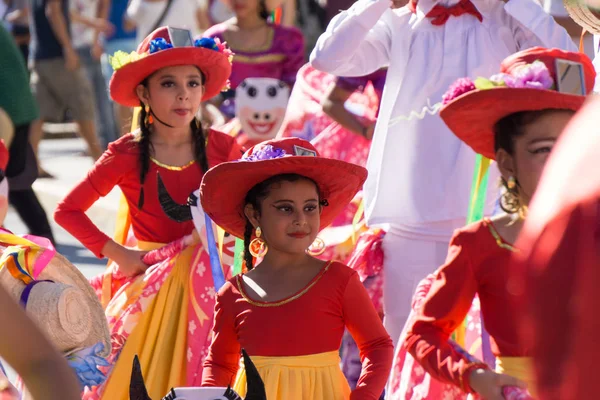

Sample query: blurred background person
[70,0,119,149]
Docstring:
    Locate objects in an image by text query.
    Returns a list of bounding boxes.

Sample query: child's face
[137,65,205,129]
[497,109,574,206]
[251,179,321,255]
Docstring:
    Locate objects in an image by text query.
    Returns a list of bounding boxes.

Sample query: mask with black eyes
[235,78,290,143]
[129,349,267,400]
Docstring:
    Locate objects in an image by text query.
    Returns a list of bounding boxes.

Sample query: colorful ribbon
[232,238,245,276]
[205,214,226,290]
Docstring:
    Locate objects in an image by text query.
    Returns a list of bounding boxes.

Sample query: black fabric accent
[157,172,192,222]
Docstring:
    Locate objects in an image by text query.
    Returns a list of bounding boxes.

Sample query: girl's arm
[403,233,485,393]
[343,272,394,400]
[54,142,127,259]
[202,286,241,386]
[310,0,395,77]
[321,82,374,139]
[0,285,81,400]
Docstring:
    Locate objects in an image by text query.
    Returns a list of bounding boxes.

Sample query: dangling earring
[306,237,326,256]
[249,227,268,258]
[507,176,516,190]
[144,104,153,125]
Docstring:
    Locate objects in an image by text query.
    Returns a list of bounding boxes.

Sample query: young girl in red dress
[397,47,595,400]
[54,26,241,399]
[199,137,393,399]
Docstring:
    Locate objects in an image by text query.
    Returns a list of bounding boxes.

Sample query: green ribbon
[232,238,245,276]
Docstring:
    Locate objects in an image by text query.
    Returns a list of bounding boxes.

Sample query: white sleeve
[505,0,577,51]
[310,0,395,77]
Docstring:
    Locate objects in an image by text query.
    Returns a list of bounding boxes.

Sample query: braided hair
[136,72,210,210]
[242,174,326,270]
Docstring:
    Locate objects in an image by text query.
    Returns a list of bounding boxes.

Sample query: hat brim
[200,158,368,239]
[440,87,586,160]
[110,47,232,107]
[564,0,600,34]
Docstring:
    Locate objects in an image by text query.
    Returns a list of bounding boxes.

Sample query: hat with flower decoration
[109,26,234,107]
[439,47,595,160]
[200,137,368,240]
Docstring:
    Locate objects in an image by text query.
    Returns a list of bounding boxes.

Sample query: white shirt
[311,0,576,238]
[127,0,203,43]
[70,0,99,48]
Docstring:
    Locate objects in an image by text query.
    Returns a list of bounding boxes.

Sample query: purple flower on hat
[442,78,476,105]
[503,61,554,90]
[149,38,173,54]
[242,145,287,162]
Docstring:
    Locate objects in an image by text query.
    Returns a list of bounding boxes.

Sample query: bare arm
[0,285,81,400]
[46,0,73,50]
[321,84,372,139]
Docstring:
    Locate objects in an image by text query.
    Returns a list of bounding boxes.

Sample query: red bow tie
[408,0,483,26]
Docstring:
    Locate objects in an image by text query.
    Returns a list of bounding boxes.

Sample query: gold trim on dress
[485,219,519,253]
[232,53,286,64]
[150,157,196,171]
[223,26,275,53]
[236,261,333,307]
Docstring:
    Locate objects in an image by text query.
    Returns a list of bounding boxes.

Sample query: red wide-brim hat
[110,26,232,108]
[200,138,368,239]
[440,47,596,160]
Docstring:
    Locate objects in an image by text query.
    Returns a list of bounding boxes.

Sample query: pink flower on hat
[442,78,476,105]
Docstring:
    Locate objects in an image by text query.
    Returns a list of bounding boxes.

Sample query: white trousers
[381,231,452,347]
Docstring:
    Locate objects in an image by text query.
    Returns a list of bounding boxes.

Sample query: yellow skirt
[496,356,536,397]
[233,351,351,400]
[100,241,192,400]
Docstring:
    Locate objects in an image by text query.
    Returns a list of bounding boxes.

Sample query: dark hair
[493,109,573,214]
[242,174,325,270]
[136,71,209,210]
[258,0,270,20]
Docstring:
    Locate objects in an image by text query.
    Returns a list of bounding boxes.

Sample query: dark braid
[190,118,209,173]
[137,100,153,209]
[243,220,254,270]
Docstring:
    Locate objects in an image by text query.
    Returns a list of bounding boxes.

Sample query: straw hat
[0,243,111,357]
[564,0,600,35]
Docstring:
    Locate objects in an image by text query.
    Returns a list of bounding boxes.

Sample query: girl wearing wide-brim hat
[199,137,393,399]
[400,47,595,399]
[54,26,242,399]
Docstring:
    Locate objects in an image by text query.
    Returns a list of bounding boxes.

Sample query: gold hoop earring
[249,226,268,258]
[306,237,326,256]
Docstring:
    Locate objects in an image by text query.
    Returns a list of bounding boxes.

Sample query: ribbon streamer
[205,214,226,290]
[232,238,245,276]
